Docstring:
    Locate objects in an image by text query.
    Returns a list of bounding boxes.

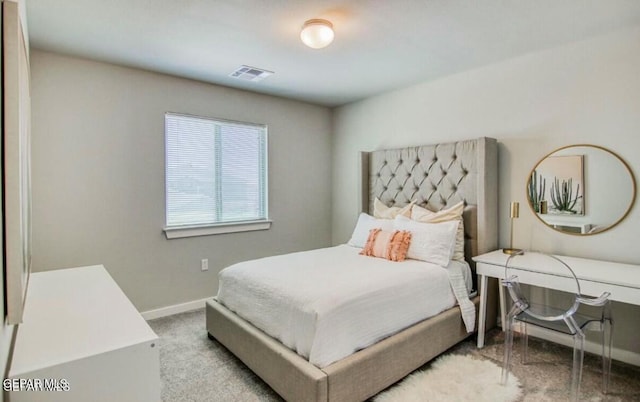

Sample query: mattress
[216,245,474,368]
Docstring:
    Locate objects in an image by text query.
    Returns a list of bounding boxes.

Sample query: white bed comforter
[217,245,474,368]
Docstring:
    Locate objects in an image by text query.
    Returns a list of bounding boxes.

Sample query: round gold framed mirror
[526,144,636,235]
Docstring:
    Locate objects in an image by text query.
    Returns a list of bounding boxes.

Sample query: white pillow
[411,201,465,261]
[393,215,459,267]
[348,213,395,248]
[373,198,415,219]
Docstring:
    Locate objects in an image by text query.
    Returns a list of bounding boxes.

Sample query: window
[164,113,269,239]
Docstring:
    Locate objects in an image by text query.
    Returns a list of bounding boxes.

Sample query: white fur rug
[374,354,522,402]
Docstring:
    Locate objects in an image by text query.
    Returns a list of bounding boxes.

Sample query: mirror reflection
[527,145,636,235]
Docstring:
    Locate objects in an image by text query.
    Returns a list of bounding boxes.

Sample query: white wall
[332,27,640,357]
[30,50,333,312]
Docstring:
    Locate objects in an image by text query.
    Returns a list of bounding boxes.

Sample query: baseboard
[525,326,640,367]
[141,297,213,320]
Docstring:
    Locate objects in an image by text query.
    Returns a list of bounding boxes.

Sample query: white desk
[538,214,592,234]
[473,250,640,348]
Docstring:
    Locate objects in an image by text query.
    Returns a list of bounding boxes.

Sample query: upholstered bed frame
[206,137,499,402]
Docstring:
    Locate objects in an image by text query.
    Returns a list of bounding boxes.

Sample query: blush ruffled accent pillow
[360,229,412,262]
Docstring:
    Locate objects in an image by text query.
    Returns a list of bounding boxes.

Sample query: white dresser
[7,266,160,402]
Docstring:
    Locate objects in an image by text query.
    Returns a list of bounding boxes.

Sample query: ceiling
[26,0,640,107]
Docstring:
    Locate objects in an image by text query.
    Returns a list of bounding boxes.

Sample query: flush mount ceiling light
[300,19,334,49]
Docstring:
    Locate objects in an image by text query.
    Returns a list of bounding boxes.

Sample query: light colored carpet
[374,354,522,402]
[147,308,640,402]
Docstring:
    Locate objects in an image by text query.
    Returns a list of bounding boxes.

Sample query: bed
[206,137,499,402]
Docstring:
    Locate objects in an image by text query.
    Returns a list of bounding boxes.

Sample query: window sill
[163,220,272,239]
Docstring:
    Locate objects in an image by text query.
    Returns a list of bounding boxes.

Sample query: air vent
[229,65,274,82]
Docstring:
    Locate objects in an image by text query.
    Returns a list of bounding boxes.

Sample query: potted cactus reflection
[527,170,546,213]
[550,177,582,213]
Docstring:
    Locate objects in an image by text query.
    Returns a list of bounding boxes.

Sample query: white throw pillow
[348,213,395,248]
[411,201,465,261]
[373,198,415,219]
[393,215,459,267]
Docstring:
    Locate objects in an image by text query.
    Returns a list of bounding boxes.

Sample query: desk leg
[499,282,506,331]
[477,274,487,348]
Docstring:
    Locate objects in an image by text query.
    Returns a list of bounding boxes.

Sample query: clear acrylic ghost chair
[500,251,613,401]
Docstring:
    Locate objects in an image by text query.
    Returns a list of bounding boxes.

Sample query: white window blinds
[165,113,268,228]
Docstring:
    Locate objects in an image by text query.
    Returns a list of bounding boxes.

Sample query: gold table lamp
[503,202,523,255]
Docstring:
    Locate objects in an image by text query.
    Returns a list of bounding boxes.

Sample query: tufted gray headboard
[360,137,498,277]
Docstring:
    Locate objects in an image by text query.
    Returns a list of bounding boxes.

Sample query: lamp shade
[300,19,334,49]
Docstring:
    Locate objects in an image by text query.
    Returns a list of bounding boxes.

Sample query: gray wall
[332,27,640,359]
[30,50,333,312]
